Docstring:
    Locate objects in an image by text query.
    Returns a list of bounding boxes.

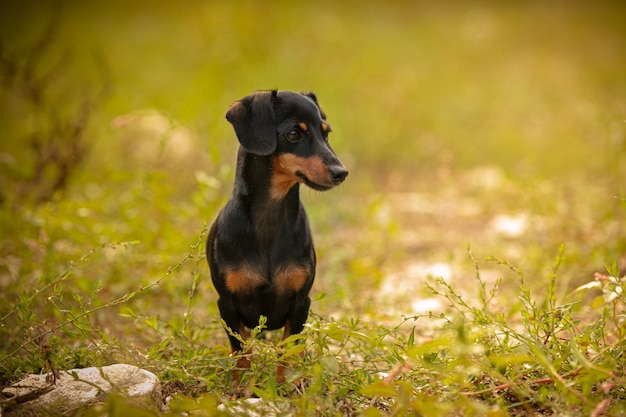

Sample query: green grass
[1,1,625,416]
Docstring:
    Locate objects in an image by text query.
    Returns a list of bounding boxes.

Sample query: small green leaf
[320,355,339,375]
[167,396,199,412]
[144,316,158,330]
[278,333,306,346]
[195,397,219,412]
[408,326,415,348]
[360,381,396,397]
[118,306,136,318]
[284,343,306,358]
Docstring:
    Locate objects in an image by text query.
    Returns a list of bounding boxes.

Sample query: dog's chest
[220,194,314,296]
[224,260,312,296]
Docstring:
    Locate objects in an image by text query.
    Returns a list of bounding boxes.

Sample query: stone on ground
[1,364,161,416]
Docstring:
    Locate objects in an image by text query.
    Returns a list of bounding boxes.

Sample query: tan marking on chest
[225,265,266,293]
[271,154,301,199]
[273,264,311,294]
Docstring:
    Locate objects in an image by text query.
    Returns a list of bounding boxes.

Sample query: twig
[0,385,55,411]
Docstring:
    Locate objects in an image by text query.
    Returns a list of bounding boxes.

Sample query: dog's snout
[329,165,349,185]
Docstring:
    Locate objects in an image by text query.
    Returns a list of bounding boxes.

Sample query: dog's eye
[286,129,300,142]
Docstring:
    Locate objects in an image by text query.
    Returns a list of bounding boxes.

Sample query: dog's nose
[329,165,349,184]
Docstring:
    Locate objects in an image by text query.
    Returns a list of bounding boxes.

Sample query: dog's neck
[233,148,302,230]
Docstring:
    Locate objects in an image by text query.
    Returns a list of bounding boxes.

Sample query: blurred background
[2,1,624,192]
[0,0,625,361]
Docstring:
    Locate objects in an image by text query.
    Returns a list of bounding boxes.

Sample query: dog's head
[226,90,348,196]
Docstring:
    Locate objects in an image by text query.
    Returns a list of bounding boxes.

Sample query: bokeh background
[2,1,625,193]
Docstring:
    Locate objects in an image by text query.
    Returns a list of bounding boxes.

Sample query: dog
[206,90,348,381]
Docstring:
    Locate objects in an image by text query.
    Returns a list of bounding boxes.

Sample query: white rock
[2,364,161,416]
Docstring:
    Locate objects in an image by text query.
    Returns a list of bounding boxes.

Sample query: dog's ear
[304,92,318,104]
[303,92,327,120]
[226,90,278,155]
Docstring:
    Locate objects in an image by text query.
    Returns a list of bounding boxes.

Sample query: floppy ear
[225,91,278,155]
[303,91,327,120]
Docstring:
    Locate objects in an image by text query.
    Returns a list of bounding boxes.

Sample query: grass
[1,175,624,416]
[1,1,625,416]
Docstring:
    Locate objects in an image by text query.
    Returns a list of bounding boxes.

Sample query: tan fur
[224,265,266,293]
[273,264,310,294]
[271,154,331,199]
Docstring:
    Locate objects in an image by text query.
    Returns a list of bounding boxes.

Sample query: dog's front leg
[277,296,311,383]
[217,297,251,383]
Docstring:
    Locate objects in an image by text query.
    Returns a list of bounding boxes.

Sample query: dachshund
[206,90,348,381]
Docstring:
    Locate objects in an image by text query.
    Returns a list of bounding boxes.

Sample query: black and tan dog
[206,90,348,380]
